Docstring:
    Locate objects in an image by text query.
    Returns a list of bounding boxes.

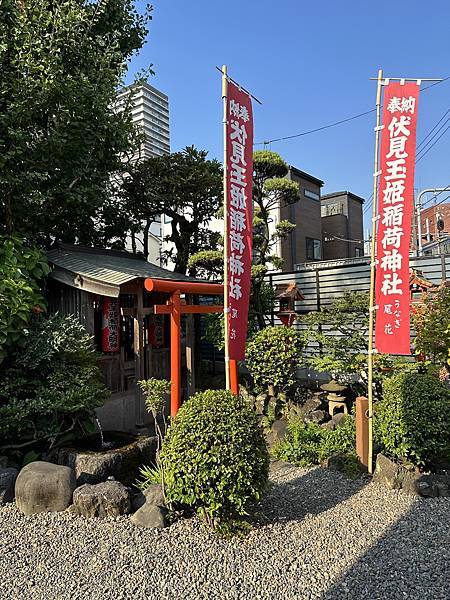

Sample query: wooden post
[355,396,369,469]
[185,295,196,398]
[367,68,383,474]
[170,291,182,417]
[229,359,239,395]
[134,289,145,427]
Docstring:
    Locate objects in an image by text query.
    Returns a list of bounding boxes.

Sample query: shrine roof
[47,244,203,297]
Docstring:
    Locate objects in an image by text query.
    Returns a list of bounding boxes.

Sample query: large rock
[15,461,76,515]
[373,454,404,490]
[304,409,327,424]
[299,396,322,418]
[265,419,288,449]
[132,483,165,512]
[47,434,157,486]
[72,481,131,518]
[131,503,167,528]
[0,468,18,505]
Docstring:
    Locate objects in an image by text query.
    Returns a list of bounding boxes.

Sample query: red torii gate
[144,278,239,417]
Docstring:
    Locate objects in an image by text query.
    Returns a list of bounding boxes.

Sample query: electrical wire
[416,122,450,163]
[254,76,450,147]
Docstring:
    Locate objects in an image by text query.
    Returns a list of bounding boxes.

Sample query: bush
[273,416,358,477]
[0,236,49,363]
[245,326,302,394]
[158,390,269,533]
[0,314,108,452]
[376,372,450,467]
[413,285,450,371]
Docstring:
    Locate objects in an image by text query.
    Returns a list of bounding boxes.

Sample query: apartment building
[321,191,365,260]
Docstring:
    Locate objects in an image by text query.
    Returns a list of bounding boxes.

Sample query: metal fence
[267,254,450,316]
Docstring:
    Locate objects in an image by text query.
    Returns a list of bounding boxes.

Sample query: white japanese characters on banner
[375,82,420,355]
[226,81,253,360]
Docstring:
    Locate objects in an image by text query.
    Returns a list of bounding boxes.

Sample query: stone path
[1,462,449,599]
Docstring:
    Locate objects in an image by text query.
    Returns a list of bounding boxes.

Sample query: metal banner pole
[222,64,230,390]
[368,68,383,475]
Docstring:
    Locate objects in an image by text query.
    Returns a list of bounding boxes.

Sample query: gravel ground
[1,462,449,600]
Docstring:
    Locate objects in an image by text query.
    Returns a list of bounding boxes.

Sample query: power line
[416,108,450,148]
[421,185,450,208]
[255,75,450,147]
[254,109,376,146]
[416,122,450,163]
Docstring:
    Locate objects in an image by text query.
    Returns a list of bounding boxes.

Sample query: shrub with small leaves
[138,378,170,416]
[245,326,302,394]
[159,389,269,534]
[376,372,450,467]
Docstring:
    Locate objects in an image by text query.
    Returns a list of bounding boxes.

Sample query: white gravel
[1,461,449,600]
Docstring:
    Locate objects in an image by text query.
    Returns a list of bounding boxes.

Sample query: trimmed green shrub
[245,325,302,393]
[376,372,450,467]
[159,389,269,533]
[0,314,108,451]
[273,416,358,477]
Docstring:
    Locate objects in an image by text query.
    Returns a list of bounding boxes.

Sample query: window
[321,202,343,217]
[355,247,363,257]
[304,189,320,201]
[306,238,322,260]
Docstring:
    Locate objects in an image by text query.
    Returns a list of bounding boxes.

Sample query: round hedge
[160,390,269,531]
[245,325,302,393]
[377,372,450,467]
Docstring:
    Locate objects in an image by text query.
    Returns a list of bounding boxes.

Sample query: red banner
[101,297,120,353]
[375,82,420,354]
[225,81,253,360]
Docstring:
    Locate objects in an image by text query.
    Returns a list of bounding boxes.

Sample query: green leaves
[376,372,450,467]
[0,0,150,244]
[158,390,269,534]
[246,326,303,393]
[0,236,48,363]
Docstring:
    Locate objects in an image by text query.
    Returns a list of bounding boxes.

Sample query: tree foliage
[413,285,450,371]
[0,0,150,245]
[0,236,49,364]
[122,146,222,272]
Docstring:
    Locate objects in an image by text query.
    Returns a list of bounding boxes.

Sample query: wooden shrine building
[46,244,222,432]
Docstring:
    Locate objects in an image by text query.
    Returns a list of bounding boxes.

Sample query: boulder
[332,412,349,428]
[321,420,335,431]
[265,419,288,448]
[47,434,157,486]
[304,409,327,424]
[72,481,131,518]
[15,461,76,515]
[0,468,18,505]
[298,397,322,418]
[131,503,167,528]
[373,454,404,490]
[0,456,8,469]
[132,483,165,512]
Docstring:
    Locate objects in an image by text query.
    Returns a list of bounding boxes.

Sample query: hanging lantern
[101,297,120,353]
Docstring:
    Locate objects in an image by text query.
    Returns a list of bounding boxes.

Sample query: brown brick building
[320,191,365,260]
[418,201,450,243]
[279,166,324,270]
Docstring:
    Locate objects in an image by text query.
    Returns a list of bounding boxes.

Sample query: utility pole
[416,187,450,256]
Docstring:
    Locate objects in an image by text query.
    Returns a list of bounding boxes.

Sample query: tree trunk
[142,220,151,260]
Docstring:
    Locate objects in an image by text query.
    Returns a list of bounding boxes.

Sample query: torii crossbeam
[144,278,239,417]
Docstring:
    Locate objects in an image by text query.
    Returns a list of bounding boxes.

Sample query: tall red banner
[375,82,420,354]
[226,81,253,360]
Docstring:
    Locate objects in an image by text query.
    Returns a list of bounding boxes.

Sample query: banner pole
[222,64,230,391]
[367,68,383,475]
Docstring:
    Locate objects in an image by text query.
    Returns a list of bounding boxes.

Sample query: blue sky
[129,0,450,233]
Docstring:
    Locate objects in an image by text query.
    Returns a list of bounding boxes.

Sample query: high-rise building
[115,82,170,260]
[117,82,170,159]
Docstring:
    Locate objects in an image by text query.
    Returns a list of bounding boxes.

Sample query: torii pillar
[144,278,239,417]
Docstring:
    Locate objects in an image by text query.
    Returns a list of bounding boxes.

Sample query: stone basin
[46,432,158,487]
